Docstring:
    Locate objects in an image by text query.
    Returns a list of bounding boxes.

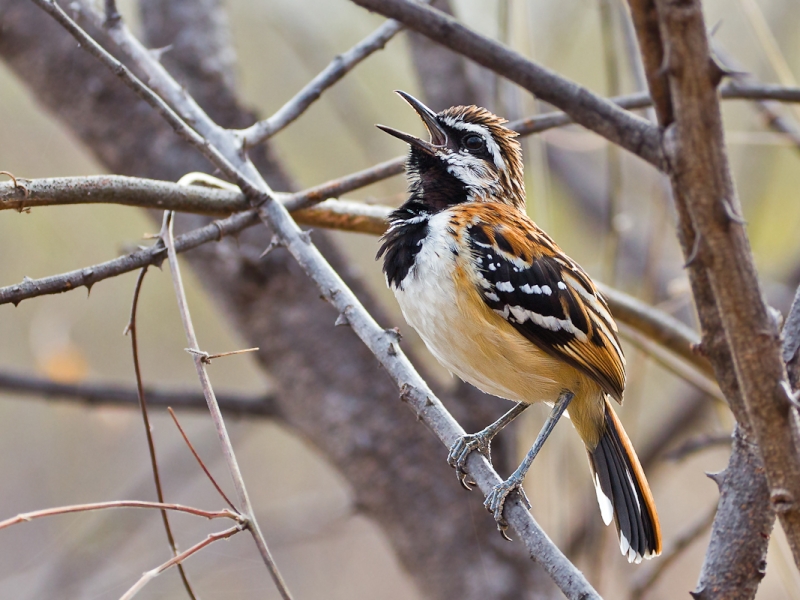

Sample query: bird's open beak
[376,91,448,155]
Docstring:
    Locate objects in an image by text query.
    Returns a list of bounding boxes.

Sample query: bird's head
[378,91,525,213]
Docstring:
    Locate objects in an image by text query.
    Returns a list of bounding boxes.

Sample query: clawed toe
[447,433,491,490]
[484,476,530,540]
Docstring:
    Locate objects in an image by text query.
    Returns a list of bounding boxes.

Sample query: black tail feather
[587,399,661,562]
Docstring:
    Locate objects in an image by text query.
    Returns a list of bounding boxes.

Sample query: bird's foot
[447,431,492,490]
[484,475,531,541]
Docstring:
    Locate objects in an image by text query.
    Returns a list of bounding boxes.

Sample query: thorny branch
[119,524,245,600]
[126,266,197,599]
[7,0,800,596]
[161,211,294,600]
[25,0,605,595]
[0,501,243,531]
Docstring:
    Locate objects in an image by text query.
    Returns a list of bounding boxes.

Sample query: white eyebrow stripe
[440,118,506,172]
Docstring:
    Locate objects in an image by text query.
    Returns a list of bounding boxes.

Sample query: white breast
[393,211,462,365]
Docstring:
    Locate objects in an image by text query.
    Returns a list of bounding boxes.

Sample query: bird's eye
[463,134,485,151]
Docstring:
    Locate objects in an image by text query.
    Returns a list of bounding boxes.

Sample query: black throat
[406,146,468,212]
[376,200,431,289]
[376,147,468,289]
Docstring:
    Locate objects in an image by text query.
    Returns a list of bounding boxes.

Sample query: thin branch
[599,282,711,376]
[665,433,733,462]
[168,408,237,511]
[119,524,244,600]
[239,19,406,147]
[0,370,279,417]
[126,267,197,599]
[630,502,718,600]
[0,501,242,531]
[162,212,293,600]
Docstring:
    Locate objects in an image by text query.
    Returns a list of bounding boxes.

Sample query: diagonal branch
[238,17,408,147]
[350,0,665,168]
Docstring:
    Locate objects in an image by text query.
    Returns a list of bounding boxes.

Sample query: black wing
[467,221,625,401]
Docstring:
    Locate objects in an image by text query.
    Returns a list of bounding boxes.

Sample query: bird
[375,91,662,563]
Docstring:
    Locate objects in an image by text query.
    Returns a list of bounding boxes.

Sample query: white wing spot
[485,292,500,302]
[496,281,514,293]
[557,281,567,290]
[541,285,552,296]
[488,263,497,271]
[519,284,542,295]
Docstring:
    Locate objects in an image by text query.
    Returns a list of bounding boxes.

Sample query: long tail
[586,397,662,563]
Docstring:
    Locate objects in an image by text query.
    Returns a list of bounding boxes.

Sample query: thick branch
[0,176,389,235]
[351,0,664,169]
[655,0,800,567]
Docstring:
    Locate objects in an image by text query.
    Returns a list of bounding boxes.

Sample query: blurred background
[1,0,800,598]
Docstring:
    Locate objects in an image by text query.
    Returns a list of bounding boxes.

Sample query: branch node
[384,327,402,343]
[770,488,795,513]
[103,0,121,28]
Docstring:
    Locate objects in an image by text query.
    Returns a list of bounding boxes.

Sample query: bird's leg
[484,390,574,539]
[448,402,528,490]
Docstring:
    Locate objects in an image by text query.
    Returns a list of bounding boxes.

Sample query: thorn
[424,396,434,407]
[148,44,173,62]
[684,233,702,268]
[259,235,284,259]
[334,312,349,327]
[722,199,747,225]
[706,470,725,488]
[298,230,313,244]
[86,283,94,296]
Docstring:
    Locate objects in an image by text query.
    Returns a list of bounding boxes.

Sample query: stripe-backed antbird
[376,91,661,563]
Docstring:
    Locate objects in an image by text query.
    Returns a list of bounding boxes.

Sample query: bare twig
[126,267,197,599]
[239,19,406,147]
[0,370,278,417]
[167,408,236,511]
[0,501,242,531]
[665,433,733,462]
[119,524,244,600]
[162,211,293,600]
[630,502,718,600]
